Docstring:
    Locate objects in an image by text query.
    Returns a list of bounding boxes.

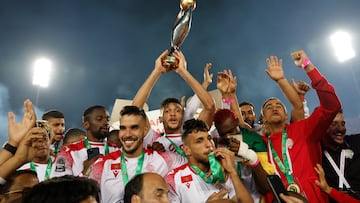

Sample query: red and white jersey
[18,156,56,182]
[154,133,184,154]
[143,128,162,148]
[165,163,236,203]
[89,149,187,203]
[52,139,120,177]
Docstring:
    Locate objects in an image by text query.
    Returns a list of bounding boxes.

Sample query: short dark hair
[261,97,287,116]
[22,175,100,203]
[120,106,147,121]
[42,110,64,120]
[182,119,209,143]
[63,128,86,145]
[160,97,182,109]
[124,173,144,203]
[239,101,254,108]
[82,105,106,122]
[0,170,38,195]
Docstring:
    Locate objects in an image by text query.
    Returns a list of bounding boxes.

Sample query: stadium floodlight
[32,58,52,87]
[330,31,355,62]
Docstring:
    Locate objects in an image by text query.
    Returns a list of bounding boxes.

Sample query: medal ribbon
[268,129,295,185]
[190,152,225,184]
[165,136,186,157]
[84,137,109,155]
[121,150,145,186]
[54,141,59,156]
[30,157,53,180]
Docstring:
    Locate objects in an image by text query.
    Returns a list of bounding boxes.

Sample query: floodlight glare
[32,58,52,87]
[330,31,355,62]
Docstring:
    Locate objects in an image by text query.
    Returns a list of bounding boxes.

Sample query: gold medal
[287,183,300,193]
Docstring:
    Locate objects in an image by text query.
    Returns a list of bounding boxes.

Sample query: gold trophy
[164,0,196,68]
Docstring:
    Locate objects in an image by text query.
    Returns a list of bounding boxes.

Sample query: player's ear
[131,194,141,203]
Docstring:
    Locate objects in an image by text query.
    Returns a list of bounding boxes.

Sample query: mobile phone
[87,147,100,160]
[266,175,288,203]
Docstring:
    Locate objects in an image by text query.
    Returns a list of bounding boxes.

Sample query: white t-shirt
[165,163,236,203]
[89,149,187,203]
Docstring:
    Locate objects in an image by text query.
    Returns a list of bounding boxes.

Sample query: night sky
[1,0,360,144]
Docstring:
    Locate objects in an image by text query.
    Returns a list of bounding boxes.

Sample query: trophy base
[164,55,177,69]
[164,55,176,64]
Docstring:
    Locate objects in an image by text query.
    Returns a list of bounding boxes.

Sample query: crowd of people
[0,49,359,203]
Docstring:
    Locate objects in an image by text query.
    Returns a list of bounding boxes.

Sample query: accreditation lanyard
[190,153,225,184]
[165,135,186,157]
[84,137,109,155]
[30,157,53,181]
[268,129,295,185]
[121,150,145,186]
[324,150,350,189]
[54,141,59,156]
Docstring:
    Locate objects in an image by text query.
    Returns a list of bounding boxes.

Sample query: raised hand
[265,56,285,81]
[214,147,236,174]
[217,69,236,95]
[202,63,213,89]
[216,71,230,95]
[14,127,46,164]
[291,79,311,96]
[172,50,187,75]
[8,99,36,147]
[290,50,311,68]
[155,50,172,73]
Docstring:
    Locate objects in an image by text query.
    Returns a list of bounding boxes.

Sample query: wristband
[3,143,17,155]
[248,158,260,167]
[222,98,235,104]
[301,57,311,69]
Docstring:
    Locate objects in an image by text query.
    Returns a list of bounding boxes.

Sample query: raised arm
[217,69,250,129]
[132,50,169,108]
[0,127,44,180]
[183,63,213,122]
[172,50,215,127]
[0,99,36,166]
[290,50,341,140]
[291,79,311,119]
[265,56,304,122]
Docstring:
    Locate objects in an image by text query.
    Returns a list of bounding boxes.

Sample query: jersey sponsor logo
[55,157,66,172]
[111,163,121,177]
